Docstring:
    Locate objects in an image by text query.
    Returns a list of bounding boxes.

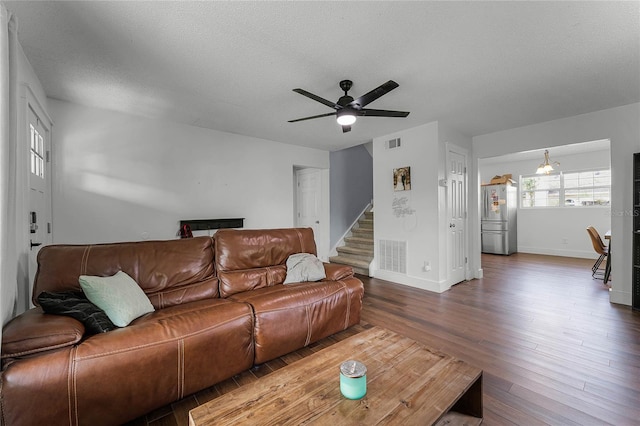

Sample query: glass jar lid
[340,360,367,378]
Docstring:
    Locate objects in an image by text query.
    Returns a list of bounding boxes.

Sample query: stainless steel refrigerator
[481,184,517,255]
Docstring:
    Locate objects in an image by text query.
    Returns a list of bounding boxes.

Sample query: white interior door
[295,168,325,258]
[296,168,321,231]
[447,145,468,285]
[28,106,52,306]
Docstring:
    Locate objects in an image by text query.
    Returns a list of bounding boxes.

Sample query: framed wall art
[393,167,411,191]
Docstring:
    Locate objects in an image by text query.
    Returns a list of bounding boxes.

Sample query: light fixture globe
[336,109,357,126]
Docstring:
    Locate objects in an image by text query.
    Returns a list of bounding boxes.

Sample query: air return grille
[378,240,407,274]
[386,137,401,149]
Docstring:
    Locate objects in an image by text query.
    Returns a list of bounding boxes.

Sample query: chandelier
[536,150,560,175]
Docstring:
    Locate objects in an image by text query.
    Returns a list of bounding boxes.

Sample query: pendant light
[536,150,559,175]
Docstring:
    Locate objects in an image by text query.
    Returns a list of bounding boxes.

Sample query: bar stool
[586,226,608,279]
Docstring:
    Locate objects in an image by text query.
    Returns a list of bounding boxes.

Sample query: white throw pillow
[79,271,155,327]
[283,253,326,284]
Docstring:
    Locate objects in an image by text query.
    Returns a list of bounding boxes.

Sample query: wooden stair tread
[344,236,374,244]
[329,255,370,269]
[337,246,374,256]
[352,228,373,235]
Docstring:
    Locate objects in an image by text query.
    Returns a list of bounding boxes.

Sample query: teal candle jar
[340,360,367,399]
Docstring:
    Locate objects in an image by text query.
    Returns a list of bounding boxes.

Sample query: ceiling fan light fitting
[336,110,357,126]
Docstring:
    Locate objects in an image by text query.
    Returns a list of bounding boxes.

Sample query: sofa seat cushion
[1,308,84,360]
[76,298,250,359]
[229,277,364,364]
[1,298,255,426]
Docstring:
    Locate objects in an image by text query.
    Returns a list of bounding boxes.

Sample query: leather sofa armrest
[322,263,354,281]
[1,308,84,360]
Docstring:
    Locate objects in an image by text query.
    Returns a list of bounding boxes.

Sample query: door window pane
[30,124,45,179]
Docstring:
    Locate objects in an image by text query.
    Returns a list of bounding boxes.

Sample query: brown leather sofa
[0,228,364,426]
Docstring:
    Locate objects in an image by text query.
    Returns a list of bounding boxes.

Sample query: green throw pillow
[79,271,155,327]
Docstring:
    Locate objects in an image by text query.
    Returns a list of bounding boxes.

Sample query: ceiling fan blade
[288,112,337,123]
[342,125,351,133]
[359,108,410,118]
[350,80,399,108]
[292,89,339,109]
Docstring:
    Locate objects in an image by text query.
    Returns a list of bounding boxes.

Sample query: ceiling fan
[288,80,410,133]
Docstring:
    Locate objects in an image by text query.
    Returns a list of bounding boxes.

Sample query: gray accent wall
[330,144,373,248]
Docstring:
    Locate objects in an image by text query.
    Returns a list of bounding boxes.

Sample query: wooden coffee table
[189,326,482,425]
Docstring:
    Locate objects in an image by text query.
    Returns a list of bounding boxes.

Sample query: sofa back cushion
[215,228,317,298]
[33,236,218,309]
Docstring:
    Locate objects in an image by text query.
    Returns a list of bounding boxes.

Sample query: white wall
[373,122,440,291]
[372,121,472,293]
[48,99,331,256]
[472,103,640,306]
[480,149,611,258]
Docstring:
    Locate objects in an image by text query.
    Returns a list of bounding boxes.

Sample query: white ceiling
[5,1,640,151]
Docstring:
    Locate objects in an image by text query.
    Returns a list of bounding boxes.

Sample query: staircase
[329,210,374,276]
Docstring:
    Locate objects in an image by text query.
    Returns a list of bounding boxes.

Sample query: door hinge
[47,222,51,234]
[465,257,468,264]
[46,150,50,163]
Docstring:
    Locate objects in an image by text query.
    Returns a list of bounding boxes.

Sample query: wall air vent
[386,137,401,150]
[378,240,407,274]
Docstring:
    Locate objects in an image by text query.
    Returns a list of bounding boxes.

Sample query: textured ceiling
[5,1,640,151]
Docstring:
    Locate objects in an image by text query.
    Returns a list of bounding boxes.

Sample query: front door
[446,144,468,286]
[27,106,52,307]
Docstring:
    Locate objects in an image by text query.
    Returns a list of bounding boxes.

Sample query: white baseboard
[373,269,450,293]
[609,288,631,306]
[516,246,597,259]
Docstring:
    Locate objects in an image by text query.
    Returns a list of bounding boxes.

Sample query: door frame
[21,83,53,310]
[445,143,470,285]
[293,166,330,261]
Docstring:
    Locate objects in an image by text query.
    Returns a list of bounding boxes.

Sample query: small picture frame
[393,167,411,191]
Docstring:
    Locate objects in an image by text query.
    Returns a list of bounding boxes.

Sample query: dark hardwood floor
[129,253,639,425]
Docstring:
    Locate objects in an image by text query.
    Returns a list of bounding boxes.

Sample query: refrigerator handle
[483,188,488,218]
